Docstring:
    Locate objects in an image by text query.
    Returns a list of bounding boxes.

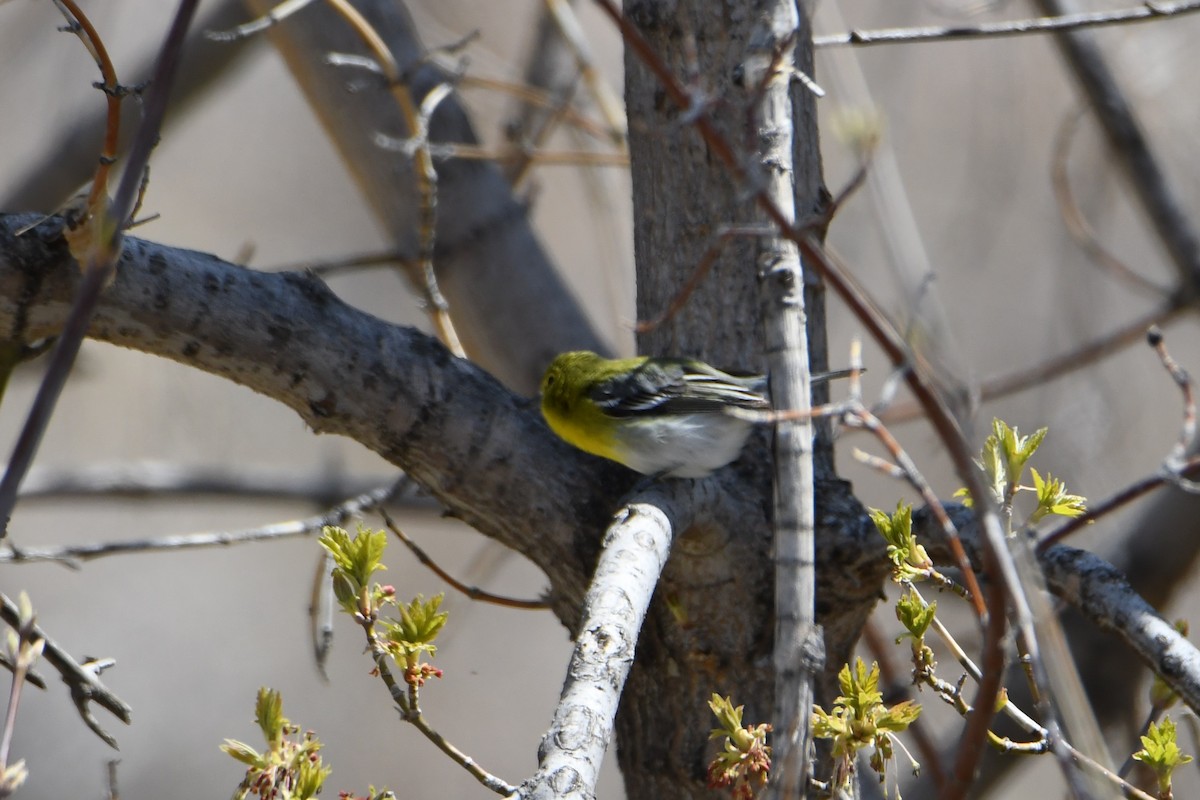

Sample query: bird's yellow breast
[541,399,622,464]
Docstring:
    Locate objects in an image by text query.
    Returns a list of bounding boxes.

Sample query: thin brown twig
[843,411,986,619]
[356,607,515,795]
[0,593,130,748]
[1052,107,1171,297]
[852,448,905,479]
[813,1,1200,48]
[635,225,773,333]
[881,301,1184,424]
[461,74,614,142]
[52,0,123,213]
[1037,455,1200,552]
[323,0,464,357]
[506,78,584,189]
[278,249,410,276]
[0,601,38,775]
[1035,325,1200,552]
[822,157,871,226]
[386,140,630,168]
[378,509,549,610]
[0,0,201,542]
[1147,326,1197,475]
[217,0,622,148]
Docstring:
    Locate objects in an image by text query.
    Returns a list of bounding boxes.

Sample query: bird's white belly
[614,414,754,477]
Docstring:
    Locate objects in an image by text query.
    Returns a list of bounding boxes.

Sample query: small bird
[540,350,853,478]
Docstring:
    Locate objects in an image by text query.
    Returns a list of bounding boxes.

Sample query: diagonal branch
[519,483,688,800]
[0,212,628,622]
[814,1,1200,48]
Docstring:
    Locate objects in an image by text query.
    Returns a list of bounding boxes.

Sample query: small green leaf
[707,694,744,740]
[224,690,329,800]
[1133,717,1193,796]
[952,486,974,508]
[896,592,936,640]
[813,658,923,792]
[876,700,921,732]
[1029,468,1087,522]
[319,525,387,589]
[705,694,771,798]
[381,594,449,664]
[869,502,931,581]
[254,687,286,744]
[396,594,448,646]
[220,739,262,766]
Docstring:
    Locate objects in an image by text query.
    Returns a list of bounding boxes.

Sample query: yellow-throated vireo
[540,350,854,478]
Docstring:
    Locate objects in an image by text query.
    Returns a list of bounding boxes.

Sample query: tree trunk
[618,2,882,797]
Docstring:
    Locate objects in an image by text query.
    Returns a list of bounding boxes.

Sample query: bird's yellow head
[540,351,602,418]
[539,351,622,461]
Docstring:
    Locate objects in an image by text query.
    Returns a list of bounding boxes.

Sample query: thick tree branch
[917,505,1200,716]
[0,213,627,620]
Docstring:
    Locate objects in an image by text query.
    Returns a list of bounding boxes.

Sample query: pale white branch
[516,483,690,800]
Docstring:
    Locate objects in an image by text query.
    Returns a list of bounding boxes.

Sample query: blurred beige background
[2,0,1200,797]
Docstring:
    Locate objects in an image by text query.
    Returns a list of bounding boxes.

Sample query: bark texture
[618,3,880,798]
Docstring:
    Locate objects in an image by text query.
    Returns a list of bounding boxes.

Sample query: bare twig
[205,0,315,41]
[464,74,614,143]
[2,1,256,214]
[51,0,123,212]
[412,142,629,168]
[1147,326,1197,479]
[354,591,515,794]
[843,420,984,619]
[635,225,773,333]
[813,1,1200,48]
[1052,107,1171,297]
[0,595,39,777]
[274,249,410,276]
[881,300,1184,423]
[543,0,626,143]
[0,0,201,539]
[15,461,396,506]
[323,0,464,356]
[379,509,549,609]
[0,480,404,565]
[0,593,130,748]
[1038,455,1200,552]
